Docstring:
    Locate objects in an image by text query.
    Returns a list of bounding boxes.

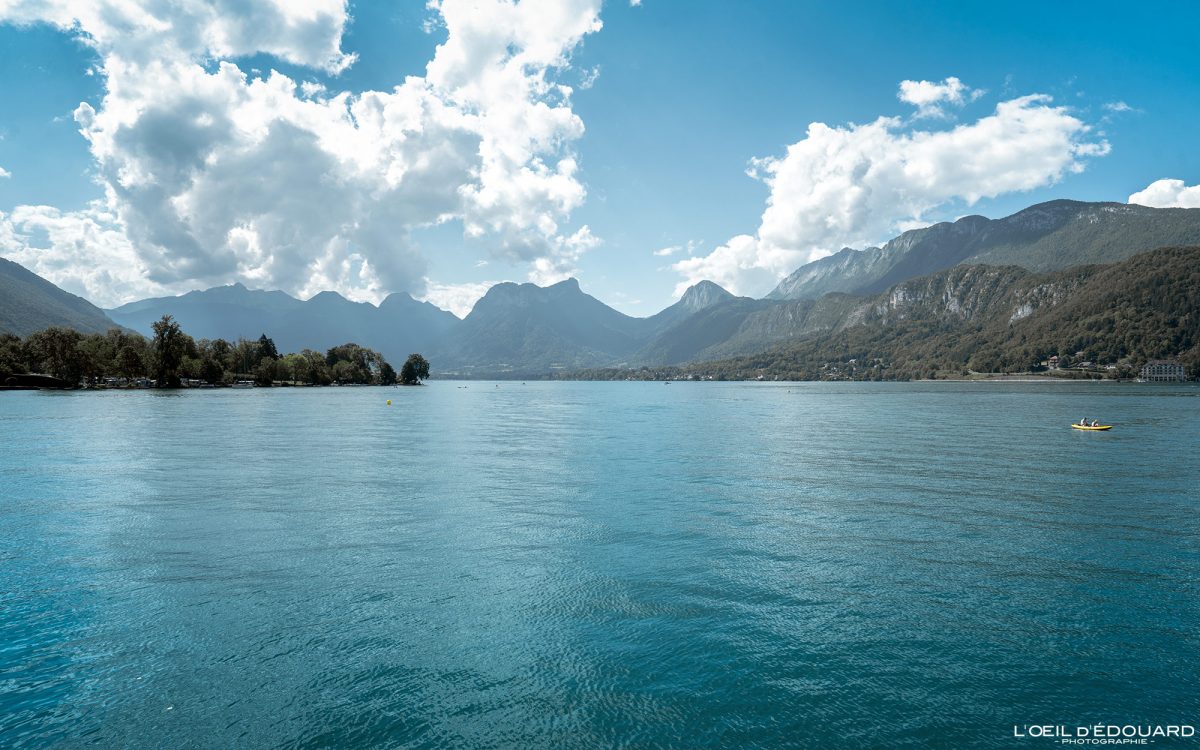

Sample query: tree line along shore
[1,315,430,389]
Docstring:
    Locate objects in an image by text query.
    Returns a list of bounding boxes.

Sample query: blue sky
[0,0,1197,316]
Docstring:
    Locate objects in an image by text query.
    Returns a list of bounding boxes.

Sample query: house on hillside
[1139,359,1186,382]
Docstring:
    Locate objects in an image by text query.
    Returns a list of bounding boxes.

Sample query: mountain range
[3,198,1199,376]
[767,200,1200,300]
[107,283,458,367]
[661,243,1200,380]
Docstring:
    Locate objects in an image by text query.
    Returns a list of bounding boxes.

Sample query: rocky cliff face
[678,280,734,313]
[767,200,1200,301]
[766,246,889,300]
[860,262,1095,330]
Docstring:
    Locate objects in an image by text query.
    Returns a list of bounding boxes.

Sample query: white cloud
[418,279,497,318]
[653,239,699,258]
[299,80,326,98]
[671,234,777,298]
[0,166,10,178]
[897,76,981,119]
[527,225,600,285]
[1104,101,1135,113]
[0,0,603,304]
[578,65,600,90]
[674,87,1109,296]
[2,0,356,73]
[1128,179,1200,209]
[0,202,176,307]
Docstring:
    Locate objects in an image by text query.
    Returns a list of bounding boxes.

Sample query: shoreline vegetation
[3,310,1191,389]
[0,315,432,390]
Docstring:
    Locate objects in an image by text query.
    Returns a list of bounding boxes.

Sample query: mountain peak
[548,277,581,292]
[379,291,416,307]
[679,280,733,312]
[308,290,349,304]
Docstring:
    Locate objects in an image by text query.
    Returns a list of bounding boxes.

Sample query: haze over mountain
[431,278,646,373]
[0,257,123,336]
[768,200,1200,300]
[107,283,458,366]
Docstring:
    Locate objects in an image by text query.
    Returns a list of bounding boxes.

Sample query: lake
[2,381,1198,748]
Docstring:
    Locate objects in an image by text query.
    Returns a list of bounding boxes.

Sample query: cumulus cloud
[418,279,497,318]
[0,0,603,305]
[897,76,981,119]
[527,225,600,285]
[1128,179,1200,209]
[2,0,356,73]
[673,85,1109,297]
[0,201,174,307]
[0,166,10,178]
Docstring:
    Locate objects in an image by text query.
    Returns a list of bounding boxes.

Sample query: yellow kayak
[1071,424,1112,431]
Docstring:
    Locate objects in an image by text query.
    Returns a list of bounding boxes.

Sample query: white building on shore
[1139,359,1187,382]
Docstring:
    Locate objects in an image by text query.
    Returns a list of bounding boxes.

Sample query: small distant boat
[1071,423,1112,431]
[232,380,255,389]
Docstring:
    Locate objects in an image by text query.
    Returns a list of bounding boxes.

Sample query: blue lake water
[2,381,1198,748]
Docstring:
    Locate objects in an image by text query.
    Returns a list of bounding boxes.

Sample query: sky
[0,0,1198,317]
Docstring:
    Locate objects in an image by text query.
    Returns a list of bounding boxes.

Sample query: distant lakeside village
[1,314,1191,390]
[563,355,1190,384]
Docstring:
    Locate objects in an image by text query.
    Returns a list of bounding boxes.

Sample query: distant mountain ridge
[107,282,458,366]
[430,278,646,373]
[679,245,1200,379]
[0,257,123,336]
[6,199,1199,378]
[767,200,1200,300]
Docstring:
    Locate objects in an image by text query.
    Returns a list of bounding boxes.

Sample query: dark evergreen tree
[257,334,279,362]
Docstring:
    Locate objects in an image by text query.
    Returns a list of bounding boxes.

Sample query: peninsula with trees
[0,314,432,389]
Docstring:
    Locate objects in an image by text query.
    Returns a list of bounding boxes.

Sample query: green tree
[152,314,186,387]
[180,355,203,381]
[28,326,84,383]
[0,333,28,376]
[198,353,225,383]
[79,333,115,383]
[117,344,145,380]
[301,349,331,385]
[380,360,397,386]
[331,359,356,383]
[253,360,274,386]
[399,353,430,385]
[257,334,279,362]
